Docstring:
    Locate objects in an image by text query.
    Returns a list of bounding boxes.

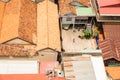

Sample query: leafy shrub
[84,29,91,39]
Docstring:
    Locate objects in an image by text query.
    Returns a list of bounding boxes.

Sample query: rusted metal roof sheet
[99,24,120,61]
[103,23,120,39]
[58,0,90,16]
[0,0,37,44]
[99,39,120,61]
[37,0,61,52]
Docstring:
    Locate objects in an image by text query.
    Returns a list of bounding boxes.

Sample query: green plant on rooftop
[92,27,100,38]
[84,29,91,39]
[79,29,91,39]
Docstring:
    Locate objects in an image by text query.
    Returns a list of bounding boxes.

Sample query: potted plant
[83,29,91,39]
[78,29,91,39]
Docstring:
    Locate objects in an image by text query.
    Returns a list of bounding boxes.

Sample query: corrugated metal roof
[99,39,120,61]
[75,6,95,16]
[97,0,120,15]
[103,23,120,39]
[99,24,120,61]
[99,8,120,15]
[97,0,120,7]
[99,23,120,61]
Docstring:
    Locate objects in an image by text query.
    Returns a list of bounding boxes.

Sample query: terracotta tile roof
[0,74,66,80]
[105,66,120,80]
[0,74,48,80]
[37,0,61,52]
[58,1,76,16]
[0,1,5,29]
[58,0,91,16]
[0,44,35,56]
[0,0,37,44]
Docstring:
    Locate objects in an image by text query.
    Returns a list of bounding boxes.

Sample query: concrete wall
[0,60,39,74]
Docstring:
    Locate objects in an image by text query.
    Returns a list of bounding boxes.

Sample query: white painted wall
[0,60,38,74]
[91,56,107,80]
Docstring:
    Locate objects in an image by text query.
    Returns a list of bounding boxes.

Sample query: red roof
[40,61,58,74]
[97,0,120,7]
[0,74,66,80]
[0,74,48,80]
[99,8,120,15]
[97,0,120,15]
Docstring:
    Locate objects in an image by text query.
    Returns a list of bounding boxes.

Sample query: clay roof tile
[37,0,61,52]
[0,0,37,44]
[58,0,91,16]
